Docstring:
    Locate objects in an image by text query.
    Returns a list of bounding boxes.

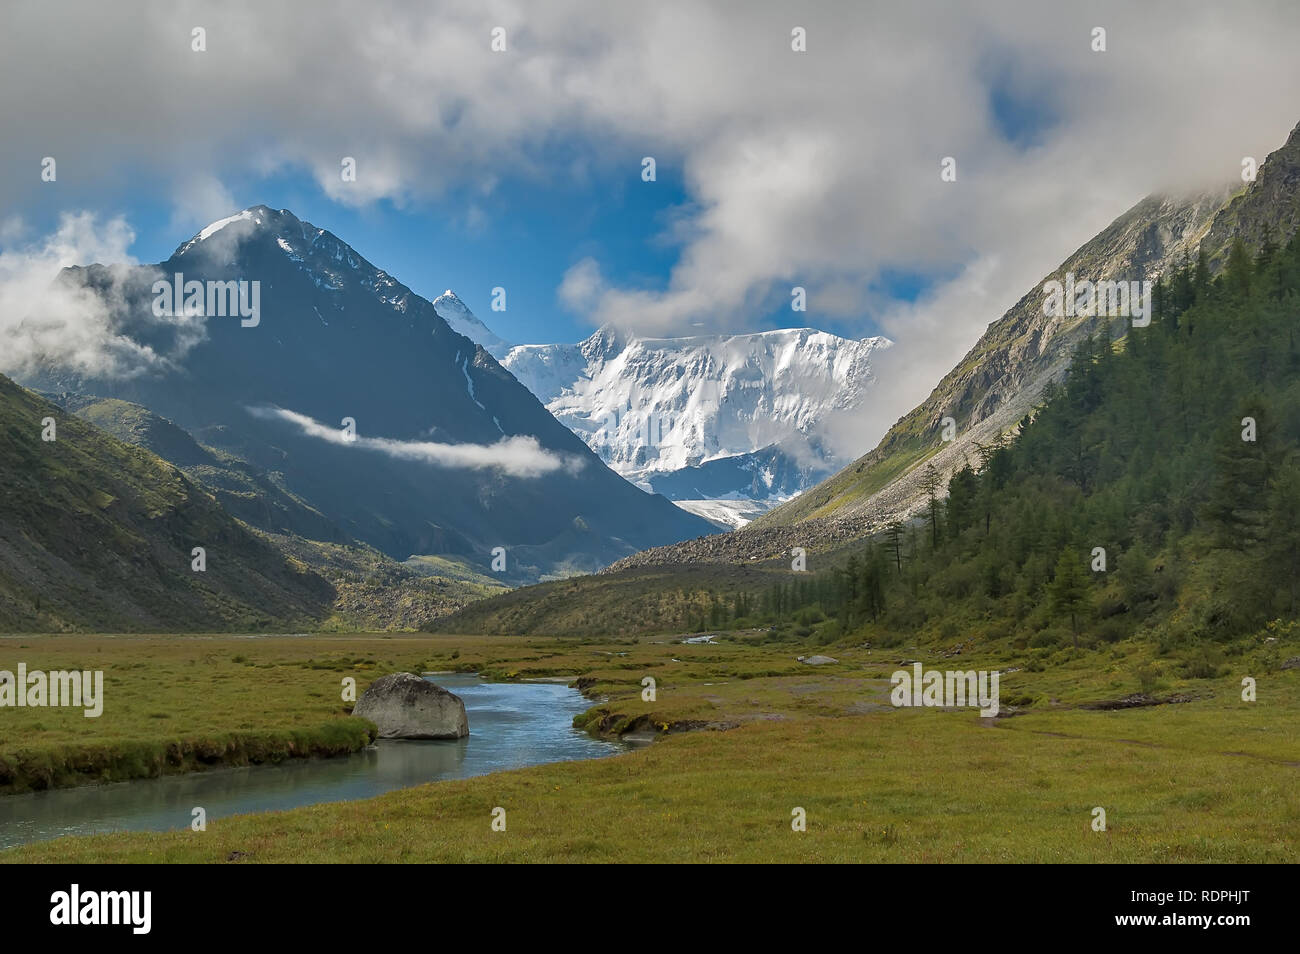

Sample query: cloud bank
[0,213,201,378]
[5,0,1300,455]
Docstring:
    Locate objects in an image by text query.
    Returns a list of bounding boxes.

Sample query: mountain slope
[0,373,334,631]
[607,141,1300,570]
[760,122,1300,545]
[63,395,344,542]
[35,393,506,629]
[1198,120,1300,271]
[760,190,1231,525]
[19,206,714,580]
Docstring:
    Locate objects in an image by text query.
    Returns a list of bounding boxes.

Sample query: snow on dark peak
[174,208,261,256]
[178,206,348,265]
[432,290,512,359]
[172,206,417,308]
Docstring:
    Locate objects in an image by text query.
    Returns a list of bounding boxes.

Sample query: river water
[0,674,623,849]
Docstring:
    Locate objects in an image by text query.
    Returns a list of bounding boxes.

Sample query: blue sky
[9,155,918,347]
[4,0,1300,448]
[11,162,704,346]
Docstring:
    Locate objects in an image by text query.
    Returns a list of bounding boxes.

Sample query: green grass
[402,554,506,588]
[431,563,789,636]
[0,634,442,792]
[1,631,1296,862]
[6,697,1295,863]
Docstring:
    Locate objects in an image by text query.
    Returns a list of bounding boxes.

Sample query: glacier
[488,316,891,527]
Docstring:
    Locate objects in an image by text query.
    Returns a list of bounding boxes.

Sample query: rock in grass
[353,673,469,739]
[797,654,838,666]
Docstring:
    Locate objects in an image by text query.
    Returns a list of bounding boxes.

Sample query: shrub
[1182,647,1226,679]
[1136,663,1159,693]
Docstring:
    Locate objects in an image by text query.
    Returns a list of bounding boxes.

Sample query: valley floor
[0,632,1295,863]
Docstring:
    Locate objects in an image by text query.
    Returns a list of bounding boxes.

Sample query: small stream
[0,674,625,849]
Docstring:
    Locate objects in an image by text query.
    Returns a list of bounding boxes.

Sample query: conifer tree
[1265,462,1300,615]
[1204,403,1272,551]
[1049,547,1092,647]
[884,521,905,573]
[920,462,943,549]
[1226,235,1253,298]
[1194,246,1211,293]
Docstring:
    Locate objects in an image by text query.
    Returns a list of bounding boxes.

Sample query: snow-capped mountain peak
[432,290,512,359]
[176,205,307,257]
[501,324,892,523]
[174,207,435,318]
[175,211,518,357]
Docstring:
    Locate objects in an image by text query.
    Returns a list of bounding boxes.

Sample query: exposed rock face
[1199,119,1300,272]
[352,672,469,740]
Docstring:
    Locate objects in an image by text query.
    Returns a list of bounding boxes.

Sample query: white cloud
[0,213,198,378]
[246,405,585,478]
[167,174,238,240]
[557,257,603,312]
[4,0,1300,456]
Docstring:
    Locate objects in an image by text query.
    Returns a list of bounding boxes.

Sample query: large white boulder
[353,673,469,740]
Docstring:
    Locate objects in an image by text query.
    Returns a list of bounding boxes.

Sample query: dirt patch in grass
[1079,692,1196,711]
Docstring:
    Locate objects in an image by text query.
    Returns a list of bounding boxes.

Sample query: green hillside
[747,234,1300,652]
[0,374,335,631]
[429,562,787,636]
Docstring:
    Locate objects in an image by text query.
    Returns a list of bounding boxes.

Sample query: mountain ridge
[500,322,891,521]
[16,206,715,581]
[602,117,1300,572]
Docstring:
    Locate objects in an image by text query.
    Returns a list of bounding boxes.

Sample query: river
[0,674,624,849]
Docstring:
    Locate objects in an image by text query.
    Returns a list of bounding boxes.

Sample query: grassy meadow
[1,629,1296,862]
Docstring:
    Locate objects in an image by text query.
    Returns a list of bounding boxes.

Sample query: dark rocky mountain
[20,206,714,580]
